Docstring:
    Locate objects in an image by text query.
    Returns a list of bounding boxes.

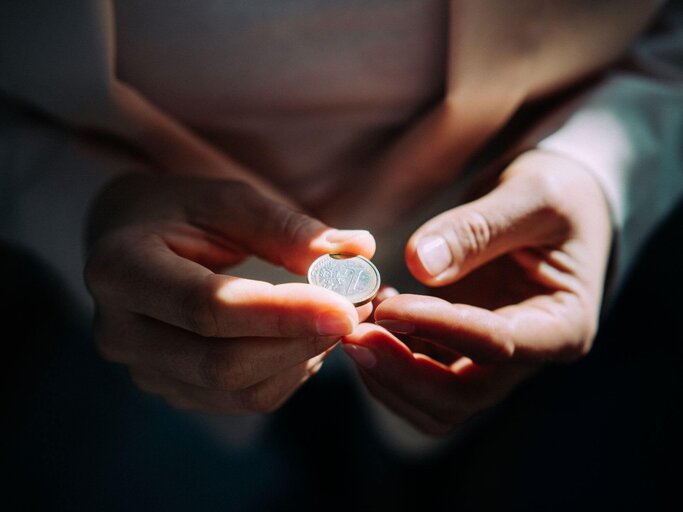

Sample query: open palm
[343,150,613,434]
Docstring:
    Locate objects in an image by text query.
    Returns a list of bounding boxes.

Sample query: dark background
[2,200,682,512]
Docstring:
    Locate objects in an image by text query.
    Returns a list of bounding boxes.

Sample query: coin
[307,254,381,306]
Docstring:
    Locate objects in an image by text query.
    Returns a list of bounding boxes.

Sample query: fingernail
[376,319,414,334]
[316,312,355,336]
[417,235,453,276]
[342,343,377,369]
[325,229,370,245]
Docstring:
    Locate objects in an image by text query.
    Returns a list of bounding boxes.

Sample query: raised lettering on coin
[307,254,381,306]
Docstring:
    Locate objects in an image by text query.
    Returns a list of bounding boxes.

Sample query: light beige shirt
[3,0,678,294]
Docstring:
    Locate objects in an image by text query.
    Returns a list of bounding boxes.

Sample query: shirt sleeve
[362,1,683,452]
[536,0,683,299]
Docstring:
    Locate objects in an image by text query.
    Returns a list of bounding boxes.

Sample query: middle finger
[97,309,341,391]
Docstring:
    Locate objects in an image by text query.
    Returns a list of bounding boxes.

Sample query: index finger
[86,229,361,338]
[374,294,515,363]
[376,291,593,363]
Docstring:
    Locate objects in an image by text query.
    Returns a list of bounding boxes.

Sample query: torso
[115,0,448,209]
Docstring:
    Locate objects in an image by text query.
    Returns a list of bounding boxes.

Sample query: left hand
[342,149,613,435]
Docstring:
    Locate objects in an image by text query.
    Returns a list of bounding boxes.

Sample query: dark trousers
[3,202,682,511]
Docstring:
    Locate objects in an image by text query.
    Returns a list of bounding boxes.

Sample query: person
[2,0,682,509]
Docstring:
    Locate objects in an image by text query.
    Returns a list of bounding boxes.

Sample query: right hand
[84,173,375,414]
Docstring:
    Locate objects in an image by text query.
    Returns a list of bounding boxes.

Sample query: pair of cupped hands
[85,149,611,435]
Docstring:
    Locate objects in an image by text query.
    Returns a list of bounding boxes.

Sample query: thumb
[190,181,376,275]
[405,161,569,286]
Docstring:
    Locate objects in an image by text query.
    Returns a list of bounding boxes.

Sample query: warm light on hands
[342,150,613,435]
[85,174,375,414]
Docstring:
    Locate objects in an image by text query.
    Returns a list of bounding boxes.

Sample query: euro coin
[307,254,380,306]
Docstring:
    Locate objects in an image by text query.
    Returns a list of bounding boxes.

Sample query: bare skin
[85,149,611,431]
[85,175,375,414]
[342,150,612,434]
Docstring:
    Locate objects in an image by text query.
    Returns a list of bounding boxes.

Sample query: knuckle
[555,311,599,362]
[583,314,599,347]
[575,339,593,359]
[189,179,253,230]
[450,209,493,259]
[199,356,227,389]
[532,165,565,204]
[275,205,311,247]
[576,317,598,359]
[200,348,253,391]
[239,383,286,414]
[84,231,137,299]
[181,274,222,337]
[528,168,573,226]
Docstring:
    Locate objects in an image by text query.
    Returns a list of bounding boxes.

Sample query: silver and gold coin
[307,254,380,306]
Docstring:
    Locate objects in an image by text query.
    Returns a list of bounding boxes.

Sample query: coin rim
[306,254,381,306]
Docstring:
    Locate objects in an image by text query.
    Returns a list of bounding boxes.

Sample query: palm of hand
[345,150,613,433]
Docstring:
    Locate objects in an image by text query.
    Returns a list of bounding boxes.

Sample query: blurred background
[2,200,681,511]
